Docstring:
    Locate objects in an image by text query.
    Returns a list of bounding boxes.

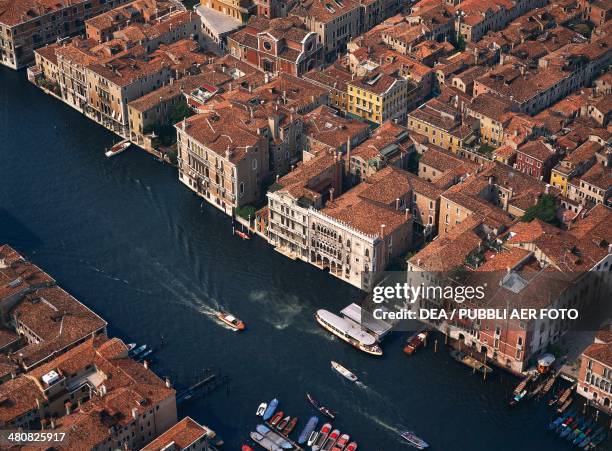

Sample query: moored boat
[257,402,268,416]
[449,349,493,374]
[242,446,254,451]
[127,343,137,352]
[263,399,279,421]
[345,442,357,451]
[277,415,290,431]
[331,433,350,451]
[282,417,297,435]
[403,332,427,355]
[105,140,131,158]
[400,431,429,449]
[216,311,245,331]
[129,344,147,357]
[331,361,358,382]
[307,430,319,446]
[270,411,284,427]
[557,397,572,413]
[322,429,340,451]
[315,310,382,356]
[312,423,332,451]
[297,415,318,444]
[235,229,250,240]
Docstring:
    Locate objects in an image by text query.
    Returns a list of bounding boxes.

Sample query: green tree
[522,194,559,225]
[169,99,193,125]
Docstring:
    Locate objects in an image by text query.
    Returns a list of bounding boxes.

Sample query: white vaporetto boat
[315,310,382,356]
[331,361,358,382]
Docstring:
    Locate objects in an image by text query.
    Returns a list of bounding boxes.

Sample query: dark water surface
[0,66,574,450]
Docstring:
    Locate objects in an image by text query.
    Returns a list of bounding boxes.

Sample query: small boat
[312,423,332,451]
[298,416,318,444]
[403,331,427,355]
[276,415,290,431]
[282,417,298,435]
[322,429,340,451]
[541,373,557,396]
[509,389,527,407]
[129,344,147,357]
[560,417,584,438]
[556,386,573,405]
[256,402,268,416]
[331,361,358,382]
[235,229,250,240]
[263,399,279,421]
[557,397,572,413]
[105,139,130,158]
[449,349,493,375]
[400,431,429,449]
[307,430,319,446]
[216,312,245,331]
[547,410,574,430]
[331,433,350,451]
[345,442,357,451]
[136,348,154,362]
[270,411,284,427]
[242,446,254,451]
[126,343,137,352]
[307,393,336,419]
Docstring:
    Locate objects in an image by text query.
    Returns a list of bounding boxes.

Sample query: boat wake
[355,381,368,389]
[361,412,402,435]
[248,289,304,330]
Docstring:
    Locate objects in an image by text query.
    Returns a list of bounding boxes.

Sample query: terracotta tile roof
[9,286,107,368]
[0,376,41,425]
[583,343,612,368]
[578,162,612,191]
[290,0,360,23]
[143,417,213,450]
[0,0,85,27]
[304,105,369,150]
[409,215,483,271]
[0,245,55,302]
[516,138,556,162]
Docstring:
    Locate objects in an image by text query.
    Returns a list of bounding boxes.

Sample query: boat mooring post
[434,338,438,353]
[483,354,487,381]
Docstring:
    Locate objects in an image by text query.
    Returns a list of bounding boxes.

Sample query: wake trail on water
[248,289,305,330]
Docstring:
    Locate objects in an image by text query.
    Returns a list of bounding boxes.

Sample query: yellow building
[550,140,601,195]
[407,98,476,153]
[347,71,407,125]
[201,0,254,23]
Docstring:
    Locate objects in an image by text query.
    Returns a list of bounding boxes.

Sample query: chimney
[65,401,72,416]
[488,175,494,185]
[405,208,410,220]
[380,223,386,238]
[395,198,400,210]
[545,184,550,194]
[132,408,138,419]
[165,378,171,388]
[143,360,148,369]
[225,146,231,160]
[330,187,335,202]
[50,419,56,430]
[276,174,280,181]
[346,137,351,162]
[264,72,270,83]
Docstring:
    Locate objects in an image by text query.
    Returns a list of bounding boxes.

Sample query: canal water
[0,66,579,450]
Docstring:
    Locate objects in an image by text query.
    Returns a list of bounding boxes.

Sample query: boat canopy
[538,353,555,366]
[340,303,392,340]
[317,309,377,345]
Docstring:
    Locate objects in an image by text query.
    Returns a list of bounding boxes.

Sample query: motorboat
[331,361,358,382]
[105,139,130,158]
[400,431,429,449]
[263,399,278,421]
[256,402,268,416]
[216,312,245,331]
